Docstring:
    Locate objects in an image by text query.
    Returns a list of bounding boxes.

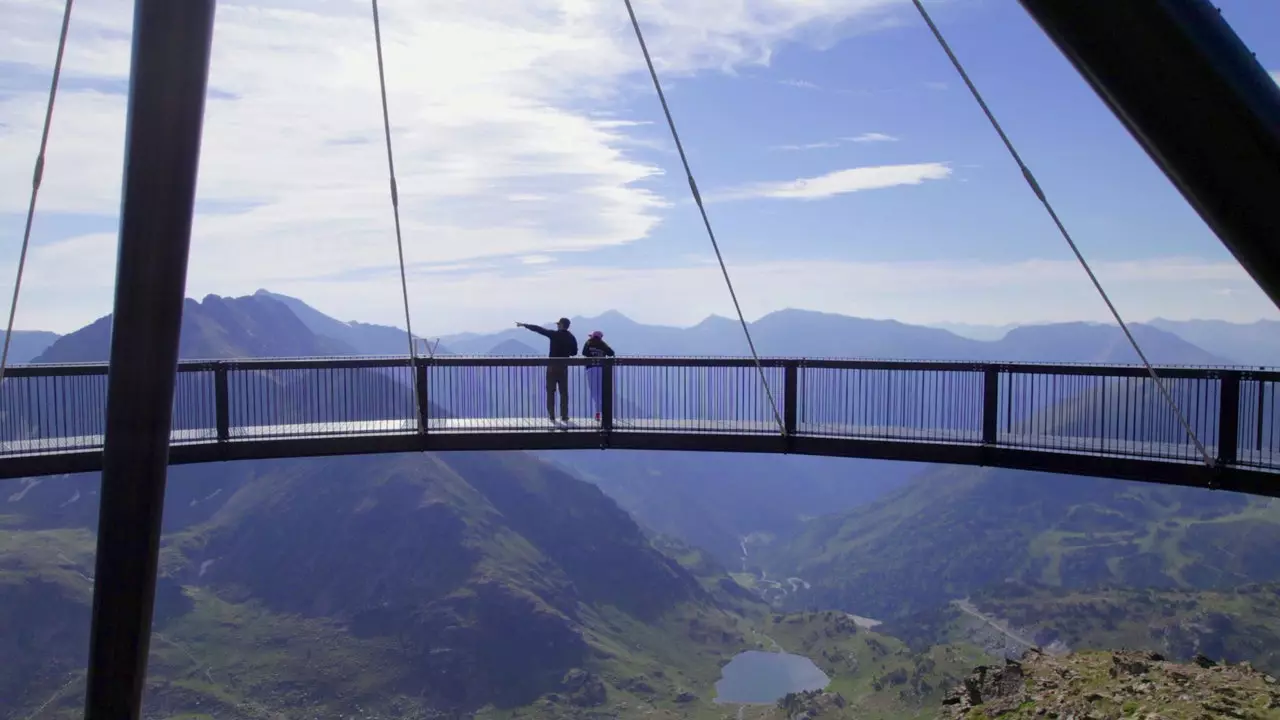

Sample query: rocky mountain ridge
[941,649,1280,720]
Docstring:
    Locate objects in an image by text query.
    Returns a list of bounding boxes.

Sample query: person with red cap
[582,330,615,421]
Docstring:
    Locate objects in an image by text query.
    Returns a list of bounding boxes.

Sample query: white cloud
[779,78,820,90]
[770,141,841,151]
[771,132,899,151]
[712,163,951,201]
[1270,69,1280,85]
[844,132,898,143]
[0,0,911,325]
[5,2,1268,339]
[10,232,1275,333]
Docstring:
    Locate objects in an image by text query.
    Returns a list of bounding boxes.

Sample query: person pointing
[516,318,577,423]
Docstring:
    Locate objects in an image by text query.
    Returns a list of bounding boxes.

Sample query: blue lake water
[713,651,830,704]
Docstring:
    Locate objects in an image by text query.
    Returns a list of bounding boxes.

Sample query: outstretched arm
[602,341,615,357]
[516,322,552,338]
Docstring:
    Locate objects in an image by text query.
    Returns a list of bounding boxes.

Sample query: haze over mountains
[438,308,1235,365]
[4,291,1280,718]
[16,289,1272,366]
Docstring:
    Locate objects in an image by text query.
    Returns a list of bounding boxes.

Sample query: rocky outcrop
[941,648,1280,719]
[560,668,607,707]
[777,689,848,720]
[940,657,1027,718]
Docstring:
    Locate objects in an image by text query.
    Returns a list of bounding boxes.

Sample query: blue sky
[1,0,1278,334]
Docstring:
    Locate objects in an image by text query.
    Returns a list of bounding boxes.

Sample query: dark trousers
[546,364,569,420]
[587,366,603,416]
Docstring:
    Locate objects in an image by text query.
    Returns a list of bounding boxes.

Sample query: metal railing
[0,356,1276,478]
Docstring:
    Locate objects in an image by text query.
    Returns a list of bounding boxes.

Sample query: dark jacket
[520,324,578,358]
[582,337,615,366]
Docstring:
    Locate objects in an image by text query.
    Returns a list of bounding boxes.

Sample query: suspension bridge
[5,0,1280,718]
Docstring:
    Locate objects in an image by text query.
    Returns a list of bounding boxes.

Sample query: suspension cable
[622,0,786,433]
[0,0,75,389]
[909,0,1214,468]
[369,0,424,424]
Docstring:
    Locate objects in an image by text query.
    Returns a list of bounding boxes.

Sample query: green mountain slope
[3,451,758,718]
[730,611,988,720]
[762,466,1280,619]
[883,581,1280,677]
[1,293,767,718]
[543,450,917,566]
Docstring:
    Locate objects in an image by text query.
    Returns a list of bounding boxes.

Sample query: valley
[2,295,1279,719]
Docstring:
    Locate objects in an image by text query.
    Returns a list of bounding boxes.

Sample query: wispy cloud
[779,78,820,90]
[769,141,840,152]
[712,163,951,202]
[770,132,899,152]
[844,132,898,143]
[0,0,912,330]
[1270,69,1280,85]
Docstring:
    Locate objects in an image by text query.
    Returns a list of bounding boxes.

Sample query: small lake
[713,651,830,705]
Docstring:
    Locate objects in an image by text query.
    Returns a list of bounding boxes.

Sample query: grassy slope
[973,583,1280,673]
[739,612,988,720]
[2,526,758,720]
[763,466,1280,619]
[1,452,765,719]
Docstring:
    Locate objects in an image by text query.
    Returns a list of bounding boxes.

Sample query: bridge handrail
[0,353,1277,488]
[7,355,1280,380]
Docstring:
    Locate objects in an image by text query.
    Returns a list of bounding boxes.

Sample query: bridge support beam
[84,1,217,718]
[1017,0,1280,309]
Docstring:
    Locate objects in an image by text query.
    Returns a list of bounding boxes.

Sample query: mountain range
[758,464,1280,620]
[1,295,763,718]
[0,330,60,364]
[1147,318,1280,366]
[5,291,1280,718]
[10,295,1272,574]
[439,309,1234,365]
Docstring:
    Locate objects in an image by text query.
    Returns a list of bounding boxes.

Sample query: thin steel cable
[1,0,75,390]
[369,0,424,426]
[910,0,1214,468]
[622,0,785,433]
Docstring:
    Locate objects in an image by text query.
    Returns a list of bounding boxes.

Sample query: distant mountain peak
[34,291,356,363]
[692,314,736,328]
[575,309,638,327]
[252,289,421,354]
[487,338,538,356]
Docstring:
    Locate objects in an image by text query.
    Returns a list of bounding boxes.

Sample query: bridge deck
[1,356,1277,495]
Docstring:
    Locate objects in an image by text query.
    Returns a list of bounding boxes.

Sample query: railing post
[982,366,1000,445]
[783,361,798,440]
[416,357,430,434]
[600,358,614,440]
[1218,370,1241,466]
[214,363,229,442]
